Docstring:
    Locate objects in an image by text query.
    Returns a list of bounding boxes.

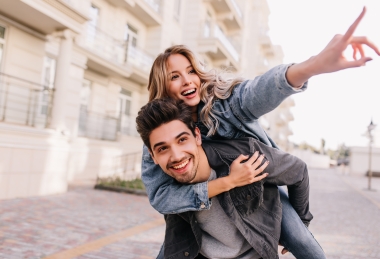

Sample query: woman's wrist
[286,56,318,88]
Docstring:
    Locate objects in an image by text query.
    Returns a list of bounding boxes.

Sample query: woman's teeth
[173,159,189,169]
[182,89,195,96]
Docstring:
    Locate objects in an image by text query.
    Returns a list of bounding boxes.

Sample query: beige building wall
[0,0,295,199]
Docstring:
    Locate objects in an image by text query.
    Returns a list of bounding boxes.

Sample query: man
[136,98,314,259]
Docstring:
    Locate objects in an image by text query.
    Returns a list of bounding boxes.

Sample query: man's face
[149,120,202,183]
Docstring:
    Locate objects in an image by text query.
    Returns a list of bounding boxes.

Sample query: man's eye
[179,137,187,143]
[157,147,167,153]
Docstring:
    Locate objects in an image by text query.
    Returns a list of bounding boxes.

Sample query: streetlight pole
[367,119,377,191]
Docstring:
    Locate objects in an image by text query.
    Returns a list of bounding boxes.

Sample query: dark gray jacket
[163,137,312,259]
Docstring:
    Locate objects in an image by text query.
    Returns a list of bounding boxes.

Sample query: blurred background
[0,0,379,258]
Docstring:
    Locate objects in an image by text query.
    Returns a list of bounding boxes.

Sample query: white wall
[350,146,380,176]
[291,149,330,169]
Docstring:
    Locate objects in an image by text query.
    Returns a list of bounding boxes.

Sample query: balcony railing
[85,24,125,64]
[78,109,139,141]
[214,26,239,61]
[0,72,53,128]
[112,151,142,180]
[119,114,139,137]
[125,47,154,74]
[83,24,154,73]
[78,110,119,141]
[145,0,160,13]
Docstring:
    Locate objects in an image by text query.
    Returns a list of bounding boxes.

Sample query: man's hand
[227,152,269,189]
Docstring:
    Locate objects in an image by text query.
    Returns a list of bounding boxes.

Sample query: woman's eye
[189,69,195,74]
[171,74,179,80]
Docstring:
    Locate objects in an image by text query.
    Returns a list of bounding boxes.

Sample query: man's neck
[191,146,211,183]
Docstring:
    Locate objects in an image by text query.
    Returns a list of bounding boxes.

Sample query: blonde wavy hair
[148,45,243,136]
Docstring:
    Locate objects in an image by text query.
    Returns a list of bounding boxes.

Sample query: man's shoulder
[202,138,256,158]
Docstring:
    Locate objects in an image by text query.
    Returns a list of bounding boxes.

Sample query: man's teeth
[182,89,195,96]
[173,160,189,169]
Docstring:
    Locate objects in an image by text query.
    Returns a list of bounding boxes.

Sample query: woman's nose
[182,75,191,86]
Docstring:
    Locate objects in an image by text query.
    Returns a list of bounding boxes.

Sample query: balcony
[78,110,119,141]
[198,25,240,70]
[78,110,139,141]
[106,0,162,26]
[205,0,243,30]
[77,24,154,84]
[0,72,54,128]
[0,0,88,35]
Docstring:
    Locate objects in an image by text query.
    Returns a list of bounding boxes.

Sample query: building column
[49,29,74,132]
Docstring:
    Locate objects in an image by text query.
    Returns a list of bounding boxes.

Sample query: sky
[266,0,380,150]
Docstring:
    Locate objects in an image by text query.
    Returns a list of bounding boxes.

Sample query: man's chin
[173,173,195,184]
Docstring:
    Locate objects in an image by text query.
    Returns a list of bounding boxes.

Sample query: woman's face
[166,54,201,108]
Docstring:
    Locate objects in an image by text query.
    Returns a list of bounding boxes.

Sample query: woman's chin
[183,96,200,108]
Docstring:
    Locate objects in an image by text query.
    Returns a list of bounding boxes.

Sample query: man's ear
[148,150,158,164]
[195,127,202,146]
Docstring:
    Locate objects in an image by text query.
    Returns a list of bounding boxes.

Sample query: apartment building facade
[0,0,294,199]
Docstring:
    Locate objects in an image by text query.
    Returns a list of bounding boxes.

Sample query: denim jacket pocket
[229,181,263,216]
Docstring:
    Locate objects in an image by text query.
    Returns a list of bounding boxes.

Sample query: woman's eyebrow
[168,65,193,74]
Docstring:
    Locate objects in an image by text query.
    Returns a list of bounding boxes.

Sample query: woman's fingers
[351,37,380,55]
[251,154,265,169]
[252,172,268,182]
[344,56,373,69]
[342,6,366,42]
[232,154,249,165]
[254,160,269,176]
[246,151,259,164]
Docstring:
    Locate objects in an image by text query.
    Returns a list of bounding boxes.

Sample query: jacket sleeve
[247,138,313,225]
[141,145,211,214]
[226,64,307,120]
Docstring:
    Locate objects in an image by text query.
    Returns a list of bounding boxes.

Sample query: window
[173,0,182,22]
[80,79,92,113]
[125,24,138,47]
[118,89,134,135]
[40,57,56,116]
[89,4,99,27]
[87,4,100,43]
[0,26,6,67]
[78,79,92,136]
[204,12,211,37]
[0,25,6,120]
[42,57,56,89]
[124,24,138,63]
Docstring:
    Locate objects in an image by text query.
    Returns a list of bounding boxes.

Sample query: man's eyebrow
[175,131,191,139]
[152,131,191,150]
[168,65,193,75]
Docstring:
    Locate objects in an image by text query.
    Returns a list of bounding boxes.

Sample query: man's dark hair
[136,98,196,151]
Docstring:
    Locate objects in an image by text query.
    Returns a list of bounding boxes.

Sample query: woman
[142,7,378,258]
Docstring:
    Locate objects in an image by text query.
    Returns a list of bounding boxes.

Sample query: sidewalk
[0,169,379,259]
[292,168,380,259]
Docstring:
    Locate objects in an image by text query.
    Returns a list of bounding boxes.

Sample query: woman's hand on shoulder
[227,152,269,189]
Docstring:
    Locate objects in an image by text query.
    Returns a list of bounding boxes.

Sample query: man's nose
[170,145,183,161]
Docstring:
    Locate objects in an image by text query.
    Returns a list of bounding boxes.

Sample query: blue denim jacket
[141,64,307,214]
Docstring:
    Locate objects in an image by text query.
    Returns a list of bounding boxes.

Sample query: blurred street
[1,168,380,259]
